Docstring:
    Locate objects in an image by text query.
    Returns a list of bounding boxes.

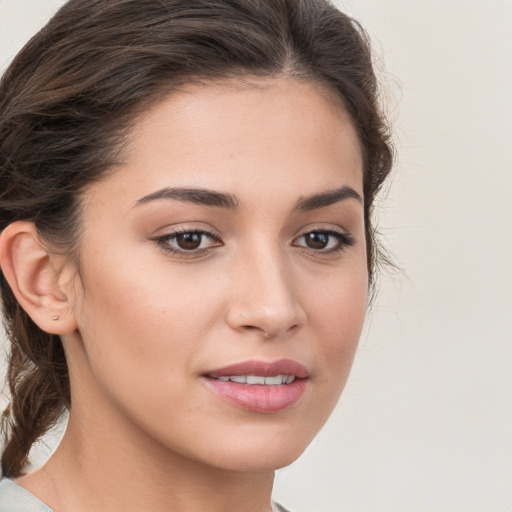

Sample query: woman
[0,0,393,510]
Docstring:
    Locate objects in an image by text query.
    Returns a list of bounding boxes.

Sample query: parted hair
[0,0,393,477]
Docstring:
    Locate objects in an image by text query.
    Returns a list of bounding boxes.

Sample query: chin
[188,422,321,473]
[213,446,307,473]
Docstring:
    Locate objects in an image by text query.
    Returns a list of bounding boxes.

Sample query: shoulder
[0,479,53,512]
[0,480,290,512]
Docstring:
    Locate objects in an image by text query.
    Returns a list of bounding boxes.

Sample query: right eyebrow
[134,187,240,209]
[293,185,362,212]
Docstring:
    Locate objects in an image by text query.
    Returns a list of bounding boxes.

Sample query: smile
[203,359,309,413]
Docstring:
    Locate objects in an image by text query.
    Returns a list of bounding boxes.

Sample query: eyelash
[292,229,355,256]
[152,227,355,258]
[152,228,222,258]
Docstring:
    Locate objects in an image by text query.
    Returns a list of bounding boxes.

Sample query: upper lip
[205,359,310,379]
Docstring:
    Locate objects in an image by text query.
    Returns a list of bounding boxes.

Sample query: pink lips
[202,359,309,413]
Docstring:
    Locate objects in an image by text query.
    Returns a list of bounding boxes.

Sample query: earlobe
[0,221,78,335]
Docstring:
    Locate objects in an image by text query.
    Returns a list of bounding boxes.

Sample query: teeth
[265,375,284,385]
[214,375,296,385]
[246,375,265,385]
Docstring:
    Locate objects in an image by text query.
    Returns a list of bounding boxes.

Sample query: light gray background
[1,1,511,511]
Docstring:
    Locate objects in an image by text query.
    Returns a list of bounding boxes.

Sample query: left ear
[0,221,78,335]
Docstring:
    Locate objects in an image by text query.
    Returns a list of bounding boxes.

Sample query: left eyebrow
[293,186,362,212]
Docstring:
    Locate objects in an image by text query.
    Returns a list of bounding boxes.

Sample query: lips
[202,359,309,413]
[205,359,309,379]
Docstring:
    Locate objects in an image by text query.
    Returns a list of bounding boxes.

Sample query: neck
[16,408,275,512]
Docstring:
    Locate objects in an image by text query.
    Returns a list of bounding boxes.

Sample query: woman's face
[63,77,368,471]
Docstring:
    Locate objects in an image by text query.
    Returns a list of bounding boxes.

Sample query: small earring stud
[52,315,59,321]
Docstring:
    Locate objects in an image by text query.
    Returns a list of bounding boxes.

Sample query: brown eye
[175,232,203,250]
[304,232,330,250]
[294,229,355,254]
[154,229,222,256]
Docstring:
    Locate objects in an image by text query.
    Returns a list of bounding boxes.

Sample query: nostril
[240,322,301,340]
[241,325,269,337]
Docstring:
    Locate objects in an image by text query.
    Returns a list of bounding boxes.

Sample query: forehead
[87,76,363,209]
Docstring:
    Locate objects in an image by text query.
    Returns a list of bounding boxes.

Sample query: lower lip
[202,377,307,413]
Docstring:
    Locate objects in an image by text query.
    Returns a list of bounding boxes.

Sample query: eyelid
[149,223,355,259]
[292,226,355,255]
[150,225,223,257]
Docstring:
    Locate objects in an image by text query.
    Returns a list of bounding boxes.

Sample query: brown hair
[0,0,393,477]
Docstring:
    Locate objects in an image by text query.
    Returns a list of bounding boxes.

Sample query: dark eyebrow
[135,187,239,209]
[135,185,360,212]
[293,186,362,212]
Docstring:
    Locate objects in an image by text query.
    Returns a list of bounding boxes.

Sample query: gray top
[0,478,290,512]
[0,480,52,512]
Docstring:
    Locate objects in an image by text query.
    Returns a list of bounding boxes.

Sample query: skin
[6,77,368,512]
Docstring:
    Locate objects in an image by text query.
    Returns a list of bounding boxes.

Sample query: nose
[226,245,306,340]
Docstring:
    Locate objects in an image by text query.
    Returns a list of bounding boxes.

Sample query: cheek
[71,253,221,390]
[307,263,368,384]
